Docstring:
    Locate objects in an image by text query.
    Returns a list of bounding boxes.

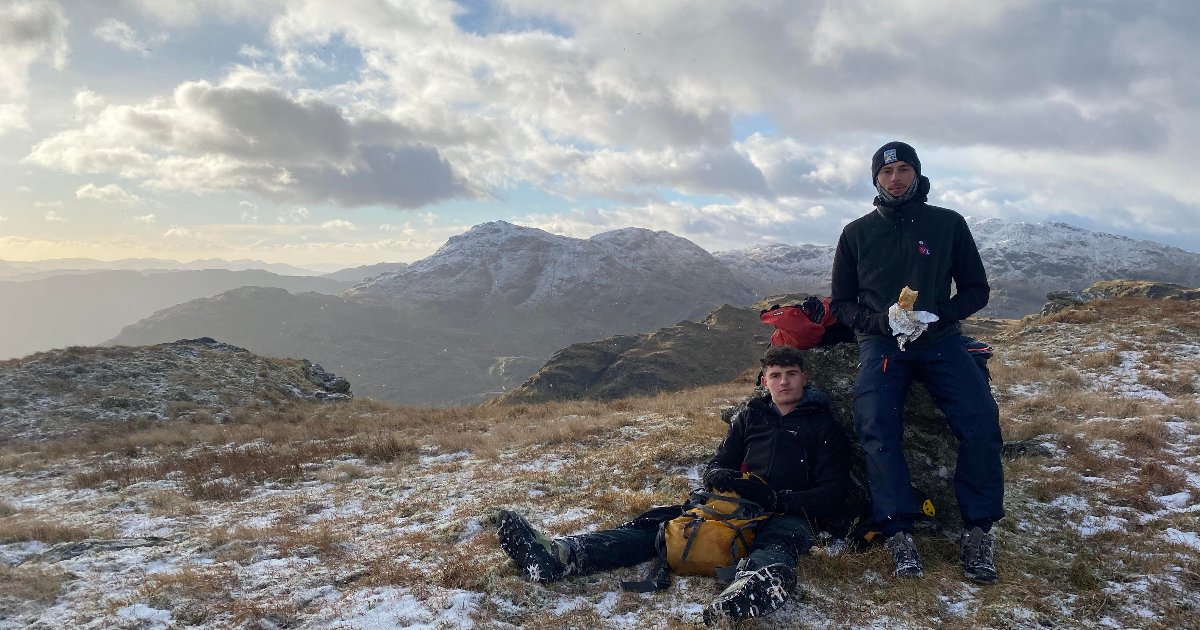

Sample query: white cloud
[321,219,356,230]
[0,0,68,100]
[15,186,33,194]
[278,206,309,223]
[26,79,469,208]
[163,226,191,238]
[132,213,157,224]
[239,200,259,222]
[73,88,104,112]
[93,18,168,55]
[35,200,64,209]
[12,1,1200,252]
[0,104,30,135]
[0,215,8,222]
[44,210,66,222]
[75,183,141,205]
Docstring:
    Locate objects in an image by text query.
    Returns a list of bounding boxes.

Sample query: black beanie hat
[871,141,921,183]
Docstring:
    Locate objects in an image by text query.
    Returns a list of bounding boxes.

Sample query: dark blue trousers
[565,506,814,573]
[853,334,1004,531]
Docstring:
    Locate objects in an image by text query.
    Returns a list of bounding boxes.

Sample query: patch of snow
[1049,495,1088,513]
[1163,528,1200,550]
[1158,491,1192,509]
[120,515,174,537]
[1079,515,1127,536]
[420,451,472,465]
[117,603,172,624]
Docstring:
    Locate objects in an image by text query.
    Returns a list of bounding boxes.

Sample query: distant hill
[107,286,538,406]
[0,270,352,360]
[321,262,409,283]
[715,219,1200,318]
[348,221,757,349]
[0,337,349,441]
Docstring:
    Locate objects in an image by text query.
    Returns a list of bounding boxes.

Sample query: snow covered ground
[1,298,1198,628]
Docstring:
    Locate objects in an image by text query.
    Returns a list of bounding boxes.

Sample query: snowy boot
[960,526,998,584]
[703,561,796,625]
[884,531,924,578]
[497,510,572,583]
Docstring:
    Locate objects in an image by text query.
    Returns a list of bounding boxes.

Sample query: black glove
[854,311,891,336]
[703,468,738,492]
[866,312,892,336]
[732,477,779,512]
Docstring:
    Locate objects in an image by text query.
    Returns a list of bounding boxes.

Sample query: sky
[1,0,1198,269]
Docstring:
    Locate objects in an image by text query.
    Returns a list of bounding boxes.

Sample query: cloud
[0,104,30,136]
[93,18,167,55]
[132,213,157,224]
[321,219,356,230]
[0,0,69,99]
[0,215,7,222]
[73,88,105,112]
[26,80,469,209]
[14,1,1200,252]
[44,210,66,222]
[278,207,310,223]
[76,183,141,205]
[163,226,192,238]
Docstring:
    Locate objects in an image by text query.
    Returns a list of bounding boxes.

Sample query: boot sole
[497,510,562,583]
[703,566,792,625]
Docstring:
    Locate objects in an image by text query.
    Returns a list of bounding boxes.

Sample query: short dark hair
[760,345,805,370]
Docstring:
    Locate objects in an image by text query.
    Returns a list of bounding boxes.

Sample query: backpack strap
[713,519,763,582]
[620,522,672,592]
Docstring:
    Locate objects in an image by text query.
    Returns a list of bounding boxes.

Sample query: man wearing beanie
[830,141,1004,584]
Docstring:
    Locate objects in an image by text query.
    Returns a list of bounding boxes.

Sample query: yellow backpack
[621,485,771,592]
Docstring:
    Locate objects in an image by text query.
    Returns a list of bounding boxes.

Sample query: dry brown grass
[1080,349,1122,370]
[0,564,68,602]
[0,516,106,543]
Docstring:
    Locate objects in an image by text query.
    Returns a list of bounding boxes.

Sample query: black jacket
[704,387,851,520]
[830,198,989,347]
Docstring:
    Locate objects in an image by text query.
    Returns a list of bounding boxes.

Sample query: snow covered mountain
[348,221,757,348]
[716,219,1200,318]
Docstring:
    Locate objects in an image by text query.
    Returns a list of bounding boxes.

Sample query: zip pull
[882,356,889,373]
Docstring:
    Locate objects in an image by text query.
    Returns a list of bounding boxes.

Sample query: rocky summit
[0,338,350,442]
[347,221,757,348]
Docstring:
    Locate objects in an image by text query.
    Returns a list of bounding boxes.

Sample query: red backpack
[760,296,837,350]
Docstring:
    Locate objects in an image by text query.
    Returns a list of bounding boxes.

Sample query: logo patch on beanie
[883,148,898,164]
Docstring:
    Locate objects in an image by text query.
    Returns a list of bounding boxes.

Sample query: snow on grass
[1163,528,1200,550]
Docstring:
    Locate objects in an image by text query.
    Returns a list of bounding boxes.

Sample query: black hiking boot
[497,510,571,583]
[960,526,998,584]
[884,531,924,578]
[702,562,795,625]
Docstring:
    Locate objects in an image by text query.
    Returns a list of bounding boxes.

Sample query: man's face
[760,364,808,407]
[876,160,916,196]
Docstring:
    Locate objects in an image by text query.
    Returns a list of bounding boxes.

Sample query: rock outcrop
[491,304,768,405]
[0,338,351,442]
[1040,280,1200,316]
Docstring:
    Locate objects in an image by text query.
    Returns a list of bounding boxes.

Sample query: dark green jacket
[830,198,989,347]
